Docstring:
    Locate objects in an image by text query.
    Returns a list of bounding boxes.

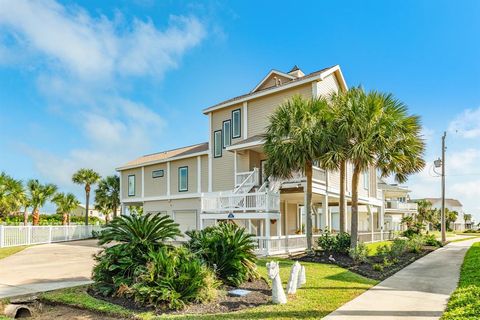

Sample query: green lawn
[41,258,377,320]
[366,241,391,256]
[442,242,480,319]
[0,246,28,260]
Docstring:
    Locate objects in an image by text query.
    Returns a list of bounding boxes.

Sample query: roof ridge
[142,142,208,157]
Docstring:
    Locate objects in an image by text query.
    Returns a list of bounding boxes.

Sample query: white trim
[200,212,280,220]
[119,173,123,202]
[311,81,318,98]
[122,193,202,203]
[208,113,213,192]
[203,66,342,114]
[250,69,295,93]
[197,156,201,193]
[116,150,208,171]
[226,139,264,152]
[243,101,248,140]
[233,150,237,184]
[141,166,145,198]
[167,162,171,196]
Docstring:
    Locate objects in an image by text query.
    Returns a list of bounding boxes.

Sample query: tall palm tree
[53,192,80,225]
[94,175,120,221]
[263,95,330,251]
[72,169,101,225]
[26,179,57,225]
[336,87,425,247]
[416,199,432,225]
[0,172,26,218]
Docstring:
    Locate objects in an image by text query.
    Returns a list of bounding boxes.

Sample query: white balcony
[385,200,418,211]
[201,190,280,213]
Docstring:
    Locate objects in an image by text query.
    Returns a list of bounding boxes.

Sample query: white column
[243,101,248,140]
[167,161,171,196]
[276,216,281,236]
[323,194,330,232]
[208,112,213,192]
[284,201,289,235]
[380,205,385,240]
[233,150,238,185]
[368,205,374,242]
[141,166,145,198]
[248,219,252,234]
[197,156,202,193]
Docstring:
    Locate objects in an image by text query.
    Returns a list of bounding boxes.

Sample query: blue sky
[1,0,479,218]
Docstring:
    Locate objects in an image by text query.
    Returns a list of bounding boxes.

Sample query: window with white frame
[223,120,231,148]
[128,175,135,196]
[232,109,241,138]
[214,130,222,157]
[152,169,164,178]
[178,166,188,192]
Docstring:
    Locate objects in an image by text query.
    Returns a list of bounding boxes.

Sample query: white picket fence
[0,225,102,248]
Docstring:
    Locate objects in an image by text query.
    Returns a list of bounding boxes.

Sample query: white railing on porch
[385,200,418,211]
[201,191,280,213]
[235,168,259,189]
[357,231,396,243]
[0,225,102,248]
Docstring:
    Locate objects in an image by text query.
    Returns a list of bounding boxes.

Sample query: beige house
[378,181,418,231]
[117,65,393,254]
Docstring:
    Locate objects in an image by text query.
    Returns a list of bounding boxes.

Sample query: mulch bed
[89,278,271,316]
[296,246,436,281]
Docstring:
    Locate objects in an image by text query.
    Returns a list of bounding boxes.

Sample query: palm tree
[72,169,101,225]
[416,199,432,226]
[336,88,425,247]
[53,192,80,225]
[94,175,120,221]
[0,172,26,218]
[263,95,330,251]
[26,179,57,225]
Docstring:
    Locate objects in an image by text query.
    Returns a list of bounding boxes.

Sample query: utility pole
[441,131,446,243]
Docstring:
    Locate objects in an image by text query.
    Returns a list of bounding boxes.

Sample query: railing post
[27,226,32,245]
[0,225,4,248]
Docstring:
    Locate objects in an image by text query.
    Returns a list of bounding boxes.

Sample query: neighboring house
[421,198,465,231]
[378,181,417,231]
[117,65,390,253]
[70,204,114,222]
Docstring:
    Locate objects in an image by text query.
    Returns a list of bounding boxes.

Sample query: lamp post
[434,132,447,243]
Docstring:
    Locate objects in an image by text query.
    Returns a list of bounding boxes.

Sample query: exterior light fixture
[434,158,442,168]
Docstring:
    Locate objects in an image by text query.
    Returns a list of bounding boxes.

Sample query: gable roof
[420,198,463,207]
[117,142,209,170]
[203,65,346,114]
[250,69,296,93]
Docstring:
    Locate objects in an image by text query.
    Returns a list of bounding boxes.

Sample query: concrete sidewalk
[324,237,480,320]
[0,240,101,298]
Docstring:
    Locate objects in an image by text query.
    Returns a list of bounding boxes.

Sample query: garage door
[174,210,197,238]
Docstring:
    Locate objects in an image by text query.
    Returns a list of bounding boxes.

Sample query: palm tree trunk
[113,204,117,219]
[339,160,347,233]
[85,185,90,226]
[350,166,361,248]
[23,207,28,226]
[62,212,68,225]
[32,208,40,226]
[305,161,313,252]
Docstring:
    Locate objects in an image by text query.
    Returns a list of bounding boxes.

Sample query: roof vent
[288,65,305,78]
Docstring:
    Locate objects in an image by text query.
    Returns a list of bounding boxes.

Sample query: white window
[363,170,369,190]
[178,166,188,192]
[232,109,241,138]
[223,120,231,148]
[128,175,135,196]
[214,130,222,157]
[152,169,164,178]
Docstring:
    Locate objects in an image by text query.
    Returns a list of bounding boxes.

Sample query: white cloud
[448,148,480,172]
[448,107,480,139]
[0,0,206,196]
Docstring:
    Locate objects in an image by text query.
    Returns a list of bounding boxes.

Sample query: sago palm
[53,192,80,225]
[94,175,120,221]
[72,168,101,225]
[263,95,330,251]
[27,179,57,225]
[337,87,425,247]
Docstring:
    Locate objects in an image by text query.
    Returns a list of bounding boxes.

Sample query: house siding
[144,163,168,197]
[170,157,198,195]
[121,168,142,199]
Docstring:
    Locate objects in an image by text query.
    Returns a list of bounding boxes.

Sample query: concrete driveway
[324,237,480,320]
[0,239,101,298]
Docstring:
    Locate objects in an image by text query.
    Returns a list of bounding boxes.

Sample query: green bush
[375,243,391,258]
[372,263,384,272]
[423,234,442,247]
[349,243,369,265]
[389,238,408,259]
[382,257,393,267]
[317,231,351,254]
[407,234,425,253]
[130,247,218,310]
[401,222,424,239]
[0,213,103,225]
[186,222,259,286]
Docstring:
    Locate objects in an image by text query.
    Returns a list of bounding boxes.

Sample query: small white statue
[266,261,287,304]
[297,265,306,288]
[328,254,336,262]
[286,261,301,294]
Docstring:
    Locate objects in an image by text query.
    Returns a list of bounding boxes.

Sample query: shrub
[382,257,393,267]
[317,231,351,254]
[129,247,219,310]
[407,234,425,253]
[349,243,369,265]
[402,222,424,239]
[372,263,384,272]
[423,234,442,247]
[389,238,408,259]
[375,243,391,258]
[186,222,259,286]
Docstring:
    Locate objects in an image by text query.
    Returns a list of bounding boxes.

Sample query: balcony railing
[201,191,280,213]
[235,168,259,188]
[385,200,418,211]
